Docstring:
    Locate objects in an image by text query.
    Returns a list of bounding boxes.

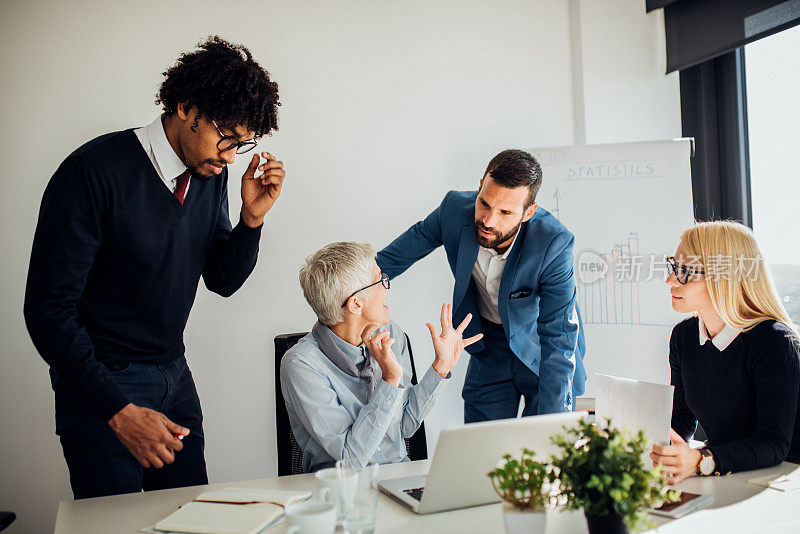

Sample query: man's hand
[426,304,483,378]
[240,151,285,228]
[649,428,701,484]
[361,323,403,388]
[108,403,189,468]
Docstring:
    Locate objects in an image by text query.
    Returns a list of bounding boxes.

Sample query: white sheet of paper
[594,373,674,468]
[748,466,800,492]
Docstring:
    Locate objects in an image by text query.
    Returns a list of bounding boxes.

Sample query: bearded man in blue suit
[377,149,586,423]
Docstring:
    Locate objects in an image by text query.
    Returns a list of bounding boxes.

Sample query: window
[745,25,800,325]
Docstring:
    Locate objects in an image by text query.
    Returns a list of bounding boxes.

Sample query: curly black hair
[156,36,280,138]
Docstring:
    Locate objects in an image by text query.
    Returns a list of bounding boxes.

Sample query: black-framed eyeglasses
[666,256,705,285]
[341,273,390,308]
[211,120,258,154]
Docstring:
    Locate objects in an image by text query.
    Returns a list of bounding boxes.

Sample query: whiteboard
[529,140,695,395]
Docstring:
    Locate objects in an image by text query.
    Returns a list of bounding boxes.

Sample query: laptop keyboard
[402,487,425,501]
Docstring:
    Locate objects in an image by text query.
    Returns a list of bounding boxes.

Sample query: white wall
[579,0,680,144]
[0,1,679,532]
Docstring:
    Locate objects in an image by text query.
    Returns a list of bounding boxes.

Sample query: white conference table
[55,460,800,533]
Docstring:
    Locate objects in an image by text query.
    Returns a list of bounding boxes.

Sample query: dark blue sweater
[670,317,800,473]
[24,129,262,421]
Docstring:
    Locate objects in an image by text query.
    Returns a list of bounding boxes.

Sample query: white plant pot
[502,502,547,534]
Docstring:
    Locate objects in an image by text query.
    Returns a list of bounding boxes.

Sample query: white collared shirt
[471,230,520,324]
[698,316,740,351]
[134,116,189,195]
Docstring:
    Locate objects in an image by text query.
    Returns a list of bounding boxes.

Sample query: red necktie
[174,171,190,204]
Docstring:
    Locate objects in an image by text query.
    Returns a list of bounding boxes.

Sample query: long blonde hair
[680,220,798,338]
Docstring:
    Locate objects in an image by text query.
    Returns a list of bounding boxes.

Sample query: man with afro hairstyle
[24,36,284,498]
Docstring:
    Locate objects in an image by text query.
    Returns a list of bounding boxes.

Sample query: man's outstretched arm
[376,192,451,278]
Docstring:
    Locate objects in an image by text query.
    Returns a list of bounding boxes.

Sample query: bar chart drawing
[578,232,661,326]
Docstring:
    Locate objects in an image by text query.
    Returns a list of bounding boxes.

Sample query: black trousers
[51,356,208,499]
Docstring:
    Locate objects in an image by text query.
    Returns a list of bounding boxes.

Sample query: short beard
[473,218,523,250]
[187,161,226,182]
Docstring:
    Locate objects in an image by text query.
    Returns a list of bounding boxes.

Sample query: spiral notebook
[153,487,311,534]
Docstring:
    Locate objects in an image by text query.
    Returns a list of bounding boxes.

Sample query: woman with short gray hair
[299,242,376,327]
[281,241,483,472]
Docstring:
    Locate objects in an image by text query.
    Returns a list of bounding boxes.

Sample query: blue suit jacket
[377,190,586,413]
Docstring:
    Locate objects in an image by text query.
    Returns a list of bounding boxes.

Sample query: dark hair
[156,36,280,138]
[483,149,542,208]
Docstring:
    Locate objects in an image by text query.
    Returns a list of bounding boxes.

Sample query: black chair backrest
[0,512,16,532]
[403,335,429,462]
[274,331,428,476]
[274,333,308,477]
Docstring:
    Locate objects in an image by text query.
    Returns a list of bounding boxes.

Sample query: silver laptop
[378,411,586,514]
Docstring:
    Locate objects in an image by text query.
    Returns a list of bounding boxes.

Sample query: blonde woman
[651,221,800,483]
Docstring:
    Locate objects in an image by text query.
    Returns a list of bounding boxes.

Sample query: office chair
[0,512,16,531]
[274,331,428,476]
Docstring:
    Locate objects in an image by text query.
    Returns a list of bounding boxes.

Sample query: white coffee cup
[315,466,358,521]
[284,501,337,534]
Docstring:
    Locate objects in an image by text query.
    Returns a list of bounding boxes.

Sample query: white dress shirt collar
[135,116,187,188]
[471,228,521,324]
[483,227,520,260]
[698,315,740,351]
[147,115,186,180]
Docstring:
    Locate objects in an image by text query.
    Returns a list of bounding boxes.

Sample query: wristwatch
[697,448,716,476]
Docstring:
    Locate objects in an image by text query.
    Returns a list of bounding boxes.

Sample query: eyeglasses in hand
[211,120,258,154]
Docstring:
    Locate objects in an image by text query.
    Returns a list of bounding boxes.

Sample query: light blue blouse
[280,321,449,472]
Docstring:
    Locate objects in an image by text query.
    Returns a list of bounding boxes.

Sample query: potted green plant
[487,448,552,534]
[549,418,679,534]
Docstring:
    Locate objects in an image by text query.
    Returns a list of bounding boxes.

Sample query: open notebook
[154,487,311,534]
